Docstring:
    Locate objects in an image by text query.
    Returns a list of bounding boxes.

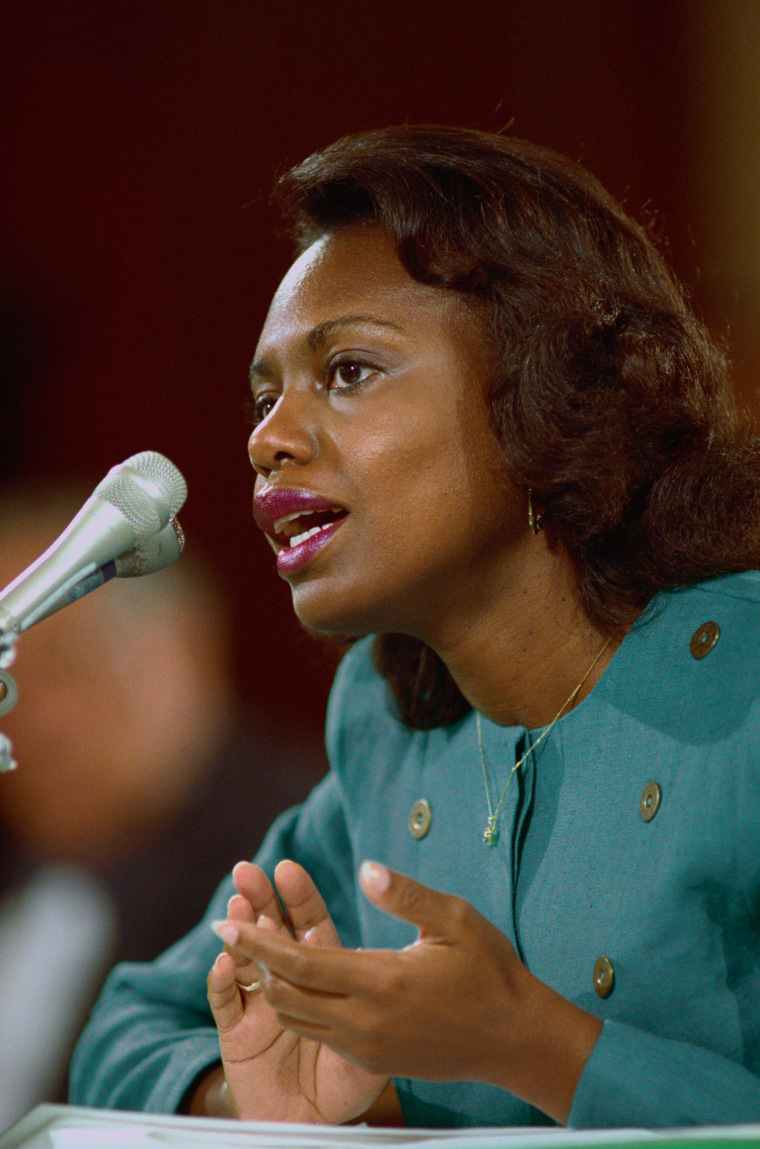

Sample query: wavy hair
[274,125,760,728]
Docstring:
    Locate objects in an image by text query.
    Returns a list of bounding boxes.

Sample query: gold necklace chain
[476,633,615,846]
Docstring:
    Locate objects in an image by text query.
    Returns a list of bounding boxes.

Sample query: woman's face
[249,225,525,640]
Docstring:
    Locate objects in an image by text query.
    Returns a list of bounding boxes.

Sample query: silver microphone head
[95,451,188,539]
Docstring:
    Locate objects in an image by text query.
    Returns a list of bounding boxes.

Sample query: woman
[71,126,760,1129]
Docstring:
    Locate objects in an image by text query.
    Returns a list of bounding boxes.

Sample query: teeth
[272,506,344,539]
[290,523,332,548]
[273,511,305,534]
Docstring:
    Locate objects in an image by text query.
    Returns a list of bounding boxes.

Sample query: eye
[246,392,279,427]
[328,358,377,392]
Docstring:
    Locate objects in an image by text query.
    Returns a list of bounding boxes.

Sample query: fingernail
[211,919,239,945]
[360,860,390,893]
[256,914,277,932]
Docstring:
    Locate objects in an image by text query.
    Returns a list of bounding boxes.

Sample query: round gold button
[408,799,432,840]
[640,781,662,822]
[690,621,720,660]
[593,955,615,998]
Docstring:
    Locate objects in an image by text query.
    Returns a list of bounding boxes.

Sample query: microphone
[0,451,187,649]
[26,515,186,630]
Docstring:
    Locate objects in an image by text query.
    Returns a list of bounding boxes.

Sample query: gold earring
[528,489,544,535]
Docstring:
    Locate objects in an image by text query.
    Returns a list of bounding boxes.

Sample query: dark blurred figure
[0,486,327,1127]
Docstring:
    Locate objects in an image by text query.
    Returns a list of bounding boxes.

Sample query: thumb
[359,861,453,939]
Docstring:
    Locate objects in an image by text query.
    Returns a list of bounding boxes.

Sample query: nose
[248,391,318,477]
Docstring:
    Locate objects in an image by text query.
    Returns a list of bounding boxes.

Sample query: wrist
[488,973,603,1125]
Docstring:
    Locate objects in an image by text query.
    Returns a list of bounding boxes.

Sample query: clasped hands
[207,858,600,1125]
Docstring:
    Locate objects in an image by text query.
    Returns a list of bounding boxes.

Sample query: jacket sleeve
[571,703,760,1131]
[570,1018,760,1128]
[69,772,360,1112]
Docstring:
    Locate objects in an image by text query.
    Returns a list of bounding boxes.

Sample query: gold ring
[236,979,261,993]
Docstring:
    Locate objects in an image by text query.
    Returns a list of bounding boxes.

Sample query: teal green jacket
[70,573,760,1128]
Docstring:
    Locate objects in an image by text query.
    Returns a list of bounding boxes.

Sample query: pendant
[483,816,498,847]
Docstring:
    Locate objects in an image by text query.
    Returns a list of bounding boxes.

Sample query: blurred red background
[2,0,758,747]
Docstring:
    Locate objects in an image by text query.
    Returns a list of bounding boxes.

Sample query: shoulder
[617,572,760,735]
[686,569,760,604]
[643,572,760,671]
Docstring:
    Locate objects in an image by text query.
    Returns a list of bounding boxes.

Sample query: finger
[221,895,282,988]
[232,861,288,930]
[256,968,351,1037]
[211,923,269,1000]
[239,910,283,986]
[360,861,465,940]
[207,951,245,1033]
[227,893,255,924]
[222,907,262,989]
[214,882,267,975]
[255,977,380,1065]
[212,918,366,995]
[274,859,342,945]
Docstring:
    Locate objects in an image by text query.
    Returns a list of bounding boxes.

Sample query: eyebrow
[249,314,406,385]
[306,314,406,351]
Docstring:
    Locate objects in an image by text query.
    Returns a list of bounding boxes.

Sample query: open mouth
[272,507,347,549]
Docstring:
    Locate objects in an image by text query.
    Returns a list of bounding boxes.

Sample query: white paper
[4,1105,760,1149]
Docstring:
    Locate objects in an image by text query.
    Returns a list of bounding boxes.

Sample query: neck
[421,536,625,730]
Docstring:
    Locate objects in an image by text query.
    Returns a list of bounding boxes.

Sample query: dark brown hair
[275,125,760,728]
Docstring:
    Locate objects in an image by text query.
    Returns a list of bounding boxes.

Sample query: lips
[253,487,348,572]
